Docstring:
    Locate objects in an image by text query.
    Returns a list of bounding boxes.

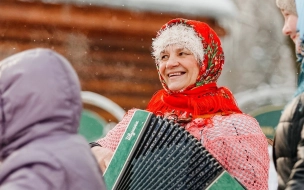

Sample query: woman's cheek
[158,63,166,77]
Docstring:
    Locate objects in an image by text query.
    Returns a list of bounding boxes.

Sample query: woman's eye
[179,52,188,56]
[161,55,168,60]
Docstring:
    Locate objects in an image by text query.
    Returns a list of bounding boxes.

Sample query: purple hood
[0,48,82,159]
[0,49,106,190]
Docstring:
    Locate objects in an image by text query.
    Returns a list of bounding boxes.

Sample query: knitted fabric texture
[276,0,297,15]
[188,114,269,190]
[97,111,269,190]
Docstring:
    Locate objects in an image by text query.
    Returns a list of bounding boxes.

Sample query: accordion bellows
[104,110,245,190]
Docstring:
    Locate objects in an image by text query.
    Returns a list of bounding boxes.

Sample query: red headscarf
[147,18,242,121]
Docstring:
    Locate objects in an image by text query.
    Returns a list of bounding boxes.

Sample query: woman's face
[281,9,299,45]
[158,44,199,91]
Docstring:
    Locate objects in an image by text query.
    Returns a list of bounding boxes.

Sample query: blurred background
[0,0,297,188]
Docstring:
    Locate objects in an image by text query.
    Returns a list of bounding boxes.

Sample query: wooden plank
[81,78,161,96]
[0,40,156,67]
[0,0,165,36]
[0,0,225,36]
[0,23,153,52]
[75,65,159,83]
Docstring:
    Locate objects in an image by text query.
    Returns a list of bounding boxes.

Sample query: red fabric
[147,82,242,121]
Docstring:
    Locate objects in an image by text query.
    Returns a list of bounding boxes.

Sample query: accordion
[104,110,246,190]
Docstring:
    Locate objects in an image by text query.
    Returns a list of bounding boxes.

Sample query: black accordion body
[104,110,246,190]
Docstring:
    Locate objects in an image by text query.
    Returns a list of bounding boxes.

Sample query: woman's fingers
[91,146,114,173]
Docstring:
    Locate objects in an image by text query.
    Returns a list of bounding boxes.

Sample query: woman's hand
[91,146,114,173]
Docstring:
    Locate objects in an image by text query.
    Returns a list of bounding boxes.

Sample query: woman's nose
[282,21,291,36]
[166,56,179,69]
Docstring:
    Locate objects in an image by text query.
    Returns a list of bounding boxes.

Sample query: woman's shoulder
[212,113,262,134]
[215,113,258,124]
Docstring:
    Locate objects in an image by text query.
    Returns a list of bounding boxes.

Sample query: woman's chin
[168,85,186,92]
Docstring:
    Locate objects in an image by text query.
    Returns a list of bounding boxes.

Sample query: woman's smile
[168,72,186,78]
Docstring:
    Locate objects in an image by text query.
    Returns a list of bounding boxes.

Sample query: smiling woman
[158,45,199,91]
[92,18,270,190]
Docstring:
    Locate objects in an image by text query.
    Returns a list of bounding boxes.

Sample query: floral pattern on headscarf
[154,18,225,93]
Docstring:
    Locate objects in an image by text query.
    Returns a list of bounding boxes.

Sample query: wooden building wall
[0,0,226,122]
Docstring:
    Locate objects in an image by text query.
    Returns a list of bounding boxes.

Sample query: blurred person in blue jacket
[0,48,106,190]
[273,0,304,189]
[295,0,304,74]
